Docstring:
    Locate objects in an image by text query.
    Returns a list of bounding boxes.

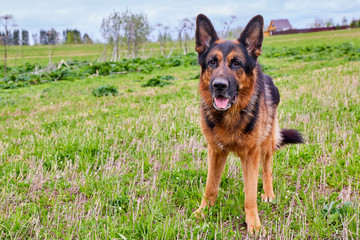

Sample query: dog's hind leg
[194,145,228,217]
[261,117,278,202]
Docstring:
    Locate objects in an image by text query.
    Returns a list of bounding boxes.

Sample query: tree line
[0,14,93,46]
[0,29,29,45]
[308,16,360,28]
[1,28,93,46]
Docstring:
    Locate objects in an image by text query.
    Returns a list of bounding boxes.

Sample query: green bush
[92,85,119,97]
[141,75,175,87]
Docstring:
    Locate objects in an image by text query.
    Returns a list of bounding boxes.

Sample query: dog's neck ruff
[241,82,261,117]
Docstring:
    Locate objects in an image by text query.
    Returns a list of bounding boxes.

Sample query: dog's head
[196,14,264,111]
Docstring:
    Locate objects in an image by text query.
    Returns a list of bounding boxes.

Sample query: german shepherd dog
[194,14,303,232]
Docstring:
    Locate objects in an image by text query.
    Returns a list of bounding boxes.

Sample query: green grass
[263,28,360,47]
[0,29,360,239]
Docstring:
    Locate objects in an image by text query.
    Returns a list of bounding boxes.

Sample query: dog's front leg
[194,145,228,216]
[241,148,261,233]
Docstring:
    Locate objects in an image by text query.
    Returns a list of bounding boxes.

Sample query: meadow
[0,41,195,66]
[0,29,360,239]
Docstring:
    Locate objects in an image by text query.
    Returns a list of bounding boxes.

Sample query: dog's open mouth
[213,95,238,111]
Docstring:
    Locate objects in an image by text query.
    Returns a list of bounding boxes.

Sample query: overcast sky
[2,0,360,43]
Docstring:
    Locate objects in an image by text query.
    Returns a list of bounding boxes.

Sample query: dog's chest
[205,124,253,153]
[216,126,252,151]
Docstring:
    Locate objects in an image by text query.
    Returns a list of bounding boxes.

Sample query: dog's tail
[278,129,304,147]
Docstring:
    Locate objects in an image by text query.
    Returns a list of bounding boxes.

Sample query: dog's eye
[232,60,242,67]
[209,59,217,66]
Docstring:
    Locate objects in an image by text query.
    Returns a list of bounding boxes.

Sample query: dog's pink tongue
[214,97,229,109]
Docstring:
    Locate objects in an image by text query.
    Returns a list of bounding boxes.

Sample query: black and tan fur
[193,14,303,232]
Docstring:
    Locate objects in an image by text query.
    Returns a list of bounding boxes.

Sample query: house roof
[271,19,292,30]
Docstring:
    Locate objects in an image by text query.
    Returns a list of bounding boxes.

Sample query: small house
[265,19,293,36]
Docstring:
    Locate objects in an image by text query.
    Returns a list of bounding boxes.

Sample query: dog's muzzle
[211,78,238,111]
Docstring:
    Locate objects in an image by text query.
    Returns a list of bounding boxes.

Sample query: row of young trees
[153,15,240,58]
[98,10,205,60]
[155,15,243,58]
[98,11,240,60]
[156,18,194,58]
[99,10,150,60]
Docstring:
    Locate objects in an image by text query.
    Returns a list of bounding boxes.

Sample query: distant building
[264,18,350,36]
[265,19,293,36]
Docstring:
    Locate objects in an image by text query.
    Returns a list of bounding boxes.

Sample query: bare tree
[167,25,184,58]
[98,18,110,62]
[47,29,60,65]
[123,10,150,57]
[178,18,194,54]
[0,14,17,76]
[222,15,237,38]
[100,11,123,61]
[176,21,186,55]
[313,18,325,28]
[156,23,170,57]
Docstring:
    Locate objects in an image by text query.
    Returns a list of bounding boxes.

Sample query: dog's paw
[247,224,265,237]
[247,224,261,235]
[192,208,205,219]
[261,192,276,202]
[245,208,261,233]
[246,215,261,233]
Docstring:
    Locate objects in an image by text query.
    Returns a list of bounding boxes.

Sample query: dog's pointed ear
[195,14,218,54]
[238,15,264,58]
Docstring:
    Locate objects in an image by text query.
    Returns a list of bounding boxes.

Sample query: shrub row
[0,53,197,89]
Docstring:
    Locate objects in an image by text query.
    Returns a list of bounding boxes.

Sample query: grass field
[0,41,196,66]
[0,29,360,239]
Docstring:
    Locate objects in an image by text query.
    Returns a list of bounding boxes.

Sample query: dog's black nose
[212,78,228,91]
